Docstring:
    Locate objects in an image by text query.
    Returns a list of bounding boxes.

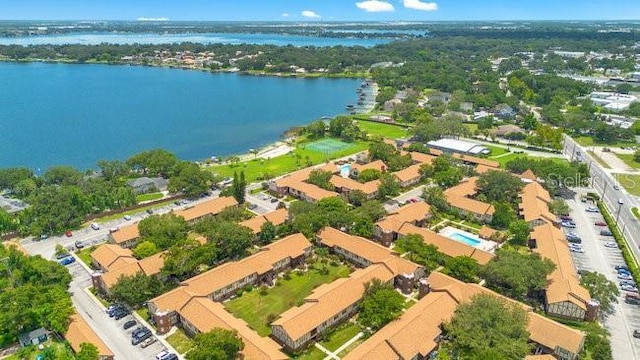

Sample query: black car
[123,320,137,330]
[567,237,582,244]
[108,305,125,317]
[131,331,152,345]
[113,308,130,320]
[600,229,613,236]
[146,209,154,214]
[132,326,150,338]
[634,330,640,339]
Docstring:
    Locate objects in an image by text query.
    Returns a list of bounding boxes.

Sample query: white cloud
[136,17,169,21]
[403,0,438,11]
[356,0,395,12]
[281,13,290,17]
[301,10,321,18]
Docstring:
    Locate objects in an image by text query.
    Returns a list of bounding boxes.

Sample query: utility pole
[616,199,624,227]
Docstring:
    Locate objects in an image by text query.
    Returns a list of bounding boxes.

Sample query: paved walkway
[315,343,339,360]
[319,331,365,360]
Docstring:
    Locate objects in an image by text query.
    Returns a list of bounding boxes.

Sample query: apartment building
[65,314,114,360]
[444,177,495,223]
[173,196,238,224]
[374,201,432,246]
[240,208,289,234]
[107,223,140,249]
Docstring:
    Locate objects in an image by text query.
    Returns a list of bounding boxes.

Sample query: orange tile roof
[409,151,436,165]
[90,244,135,270]
[179,297,288,360]
[525,355,556,360]
[452,153,499,168]
[398,224,494,265]
[318,227,420,275]
[110,223,140,244]
[393,164,422,183]
[427,272,585,356]
[444,177,479,197]
[376,201,431,233]
[138,252,166,275]
[272,264,395,342]
[174,196,238,222]
[475,164,495,174]
[351,159,388,173]
[445,194,495,217]
[240,208,289,234]
[344,290,458,360]
[521,169,537,181]
[285,181,340,201]
[531,224,591,310]
[150,234,312,312]
[478,225,498,239]
[519,182,555,224]
[330,176,380,195]
[65,314,114,358]
[100,252,166,289]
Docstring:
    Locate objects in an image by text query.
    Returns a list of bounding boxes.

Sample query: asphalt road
[384,185,427,213]
[564,196,640,360]
[563,136,640,265]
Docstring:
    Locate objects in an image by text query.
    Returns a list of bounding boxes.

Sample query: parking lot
[563,191,640,360]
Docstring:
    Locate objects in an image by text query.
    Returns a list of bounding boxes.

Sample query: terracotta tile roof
[240,208,289,234]
[376,202,431,233]
[90,244,135,270]
[150,233,312,312]
[531,224,591,310]
[110,223,140,244]
[519,182,555,224]
[398,224,494,265]
[101,262,145,289]
[520,169,537,181]
[351,159,387,173]
[179,297,288,360]
[525,355,557,360]
[318,227,420,275]
[445,194,495,217]
[174,196,238,222]
[272,264,395,342]
[285,181,340,201]
[65,314,114,358]
[444,177,479,197]
[330,176,380,195]
[409,151,436,165]
[478,225,498,239]
[429,148,444,156]
[475,164,495,174]
[138,252,166,276]
[452,153,500,168]
[427,272,585,356]
[393,164,422,183]
[343,290,458,360]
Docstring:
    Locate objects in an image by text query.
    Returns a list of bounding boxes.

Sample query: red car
[594,221,607,227]
[65,230,73,237]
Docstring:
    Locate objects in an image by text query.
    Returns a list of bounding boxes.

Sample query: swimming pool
[339,164,351,177]
[448,232,482,247]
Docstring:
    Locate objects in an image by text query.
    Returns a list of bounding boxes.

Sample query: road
[384,185,427,212]
[564,195,640,360]
[563,135,640,266]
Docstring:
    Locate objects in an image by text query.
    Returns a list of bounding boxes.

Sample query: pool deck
[439,226,497,253]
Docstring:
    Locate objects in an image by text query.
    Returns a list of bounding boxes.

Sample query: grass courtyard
[166,328,195,355]
[613,174,640,196]
[224,260,352,336]
[135,192,164,203]
[355,120,409,139]
[210,140,368,183]
[616,153,640,170]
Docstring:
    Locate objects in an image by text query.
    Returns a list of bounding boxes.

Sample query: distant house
[383,98,402,112]
[460,102,474,112]
[494,104,516,119]
[427,92,451,104]
[126,177,168,194]
[493,124,525,137]
[18,327,48,347]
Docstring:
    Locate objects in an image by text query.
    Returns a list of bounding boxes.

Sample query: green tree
[491,202,517,229]
[76,343,99,360]
[231,171,247,204]
[346,189,368,206]
[482,250,555,300]
[132,240,160,259]
[477,170,524,205]
[359,279,405,330]
[377,173,400,200]
[307,169,335,191]
[329,116,353,137]
[196,221,254,260]
[169,162,213,199]
[0,167,34,193]
[634,149,640,163]
[580,322,613,360]
[548,199,570,215]
[0,208,17,235]
[138,213,188,250]
[444,293,531,359]
[186,328,244,360]
[110,272,167,308]
[508,220,531,246]
[357,169,382,183]
[306,120,327,138]
[396,234,446,270]
[580,271,619,316]
[258,221,276,245]
[434,167,463,188]
[97,160,130,181]
[161,240,216,281]
[444,256,480,283]
[423,186,450,213]
[127,149,179,177]
[43,166,83,186]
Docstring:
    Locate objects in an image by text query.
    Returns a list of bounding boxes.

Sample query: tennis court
[305,138,354,154]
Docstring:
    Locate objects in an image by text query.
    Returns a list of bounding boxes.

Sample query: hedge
[633,207,640,220]
[597,200,640,282]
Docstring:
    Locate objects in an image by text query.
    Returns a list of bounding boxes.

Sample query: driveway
[384,185,428,212]
[564,196,640,360]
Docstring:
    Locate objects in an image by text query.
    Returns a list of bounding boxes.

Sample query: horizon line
[1,19,640,23]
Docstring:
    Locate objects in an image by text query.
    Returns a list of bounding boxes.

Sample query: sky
[2,0,640,21]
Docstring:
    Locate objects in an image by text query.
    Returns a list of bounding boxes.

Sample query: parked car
[55,252,71,260]
[594,221,607,227]
[247,203,258,210]
[621,284,639,293]
[626,293,640,305]
[109,305,127,318]
[113,308,130,320]
[132,331,152,345]
[270,198,278,203]
[600,230,613,236]
[559,215,573,221]
[620,280,636,287]
[39,234,48,240]
[106,304,123,315]
[634,330,640,338]
[586,206,599,213]
[109,227,119,233]
[65,230,73,237]
[123,320,137,330]
[132,326,150,338]
[59,257,76,266]
[561,221,577,228]
[146,209,154,214]
[604,242,618,248]
[569,246,585,253]
[124,215,132,220]
[619,273,634,280]
[90,222,100,230]
[616,265,630,272]
[140,336,157,348]
[74,241,84,249]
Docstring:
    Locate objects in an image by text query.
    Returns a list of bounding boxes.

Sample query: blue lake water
[0,62,362,170]
[0,32,391,47]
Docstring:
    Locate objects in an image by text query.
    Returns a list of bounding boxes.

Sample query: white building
[427,138,490,155]
[589,91,637,112]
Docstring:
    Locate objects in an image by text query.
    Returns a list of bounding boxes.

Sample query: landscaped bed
[224,259,351,336]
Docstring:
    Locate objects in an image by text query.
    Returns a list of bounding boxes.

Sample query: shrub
[259,285,268,296]
[244,285,254,293]
[235,289,243,298]
[597,201,639,282]
[283,270,291,280]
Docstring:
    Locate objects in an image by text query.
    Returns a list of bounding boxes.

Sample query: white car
[586,206,599,213]
[621,284,639,293]
[569,246,585,253]
[123,215,132,220]
[604,241,618,248]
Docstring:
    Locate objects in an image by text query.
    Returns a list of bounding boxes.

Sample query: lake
[0,62,362,170]
[0,32,391,47]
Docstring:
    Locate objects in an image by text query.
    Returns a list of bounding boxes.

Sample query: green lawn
[574,136,595,147]
[210,140,369,183]
[465,123,478,134]
[225,261,352,336]
[135,192,164,203]
[575,136,637,148]
[355,120,409,139]
[166,328,195,355]
[616,153,640,169]
[91,199,176,224]
[76,247,95,268]
[136,307,150,322]
[5,340,70,360]
[613,174,640,196]
[492,153,530,168]
[292,347,326,360]
[587,151,612,169]
[319,323,361,352]
[485,145,509,157]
